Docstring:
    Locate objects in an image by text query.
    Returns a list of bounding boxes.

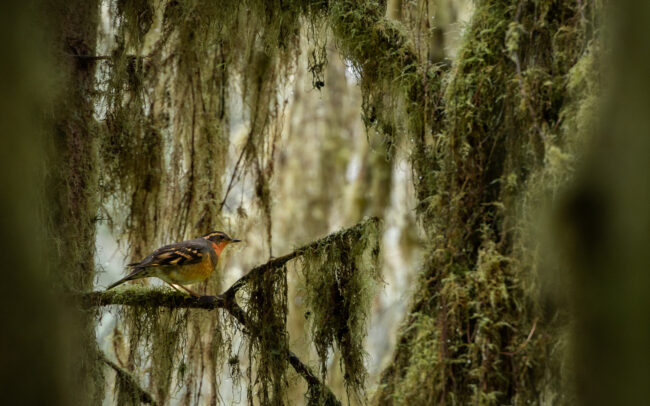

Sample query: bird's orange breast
[165,256,215,285]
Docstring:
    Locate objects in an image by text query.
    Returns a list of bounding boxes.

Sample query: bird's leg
[165,281,199,297]
[177,284,201,298]
[165,282,183,294]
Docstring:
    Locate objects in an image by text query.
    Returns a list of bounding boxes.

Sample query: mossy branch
[100,353,157,405]
[80,288,225,309]
[80,218,378,406]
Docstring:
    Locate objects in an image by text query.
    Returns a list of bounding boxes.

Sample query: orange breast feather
[167,256,214,284]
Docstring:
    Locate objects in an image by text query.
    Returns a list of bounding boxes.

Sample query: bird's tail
[106,267,147,290]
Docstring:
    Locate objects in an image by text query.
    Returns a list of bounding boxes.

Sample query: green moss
[329,0,420,151]
[116,0,154,47]
[373,0,601,404]
[116,302,187,404]
[245,265,290,405]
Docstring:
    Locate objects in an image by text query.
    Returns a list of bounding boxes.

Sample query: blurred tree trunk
[0,0,102,404]
[0,2,68,405]
[567,1,650,404]
[46,0,103,404]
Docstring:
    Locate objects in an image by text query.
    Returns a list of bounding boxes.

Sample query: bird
[106,231,241,297]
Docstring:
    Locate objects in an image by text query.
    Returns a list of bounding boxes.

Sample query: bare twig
[501,318,539,357]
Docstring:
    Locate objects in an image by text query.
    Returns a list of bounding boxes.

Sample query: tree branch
[100,353,157,405]
[80,288,224,309]
[224,216,379,297]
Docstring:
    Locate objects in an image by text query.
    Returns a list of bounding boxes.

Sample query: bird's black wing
[130,239,208,268]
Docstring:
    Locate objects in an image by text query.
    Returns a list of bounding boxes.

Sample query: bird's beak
[230,238,241,243]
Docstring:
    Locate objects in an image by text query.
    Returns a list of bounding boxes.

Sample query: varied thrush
[106,231,241,297]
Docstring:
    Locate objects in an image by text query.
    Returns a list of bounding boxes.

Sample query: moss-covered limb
[224,216,380,297]
[290,353,341,406]
[101,353,157,405]
[79,287,225,309]
[84,217,378,403]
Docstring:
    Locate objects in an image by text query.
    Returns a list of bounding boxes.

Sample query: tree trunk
[0,2,74,404]
[46,0,103,404]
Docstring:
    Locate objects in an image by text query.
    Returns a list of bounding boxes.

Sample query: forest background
[0,0,648,405]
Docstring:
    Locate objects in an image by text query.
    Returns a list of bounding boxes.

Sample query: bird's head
[201,231,241,255]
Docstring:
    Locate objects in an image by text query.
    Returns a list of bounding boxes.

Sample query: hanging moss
[245,265,290,405]
[116,0,154,47]
[300,218,381,400]
[112,302,188,405]
[329,0,420,153]
[99,0,306,256]
[150,309,187,403]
